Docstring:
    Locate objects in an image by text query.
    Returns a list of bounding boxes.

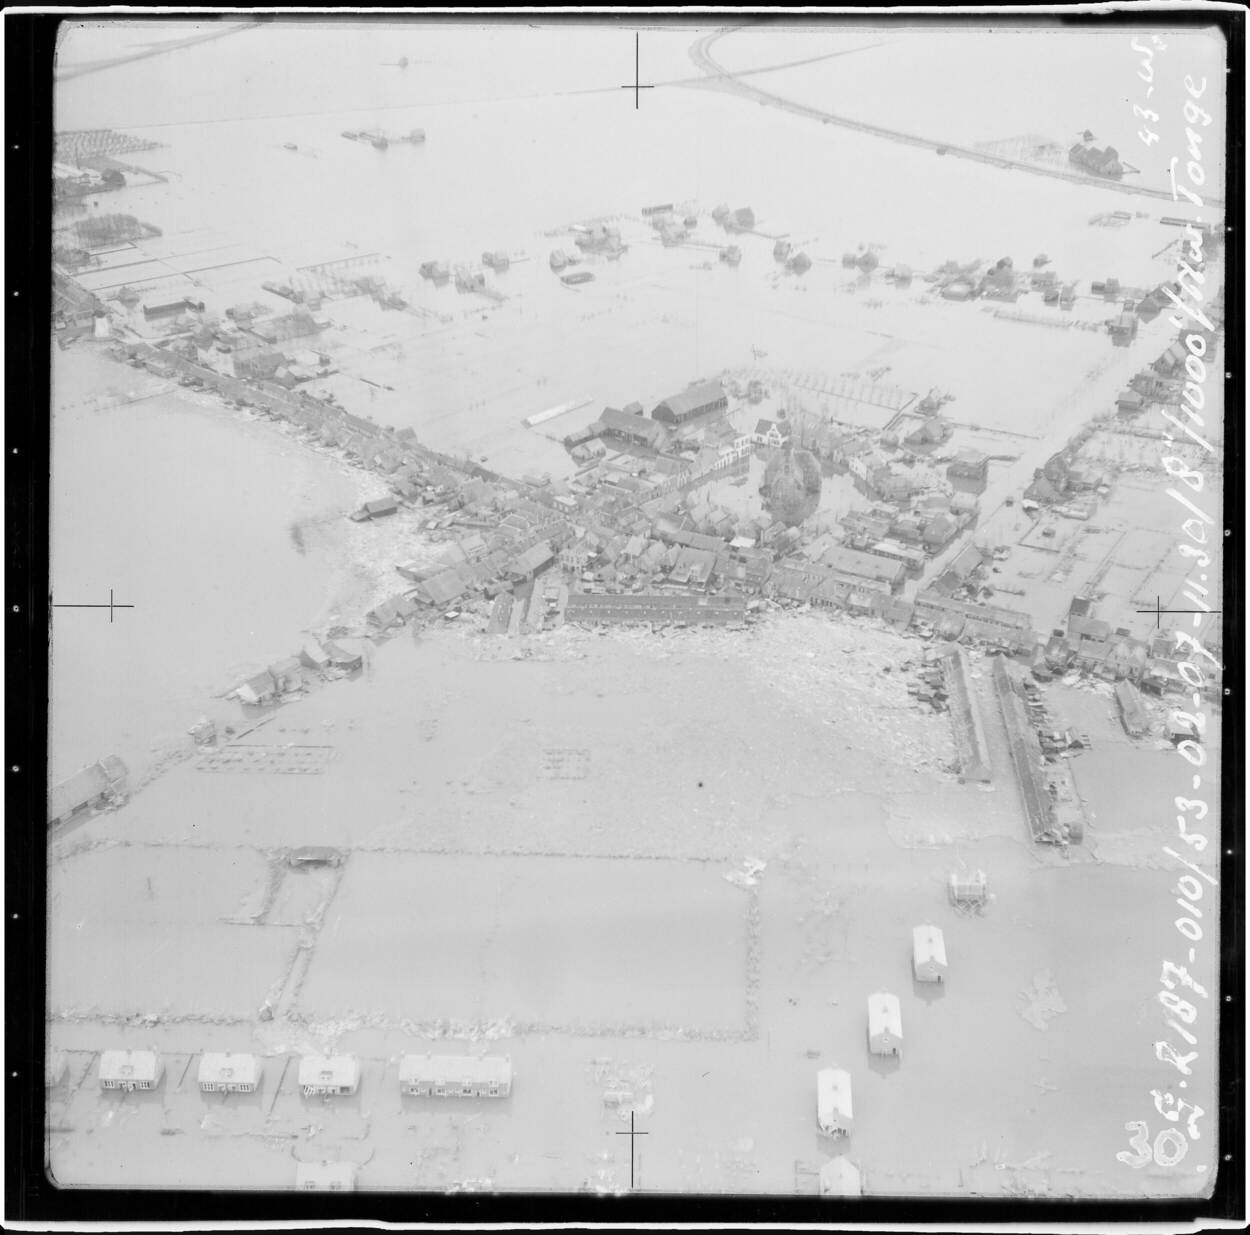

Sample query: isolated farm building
[296,1162,357,1191]
[399,1055,513,1098]
[912,925,948,982]
[358,496,399,521]
[867,992,903,1057]
[298,1054,360,1097]
[99,1050,163,1092]
[1116,389,1146,416]
[198,1053,260,1094]
[48,756,129,827]
[815,1068,853,1137]
[652,380,728,426]
[820,1157,862,1197]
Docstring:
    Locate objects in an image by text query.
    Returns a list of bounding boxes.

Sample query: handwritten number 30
[1118,1121,1189,1168]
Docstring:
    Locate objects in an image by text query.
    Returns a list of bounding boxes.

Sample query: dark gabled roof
[653,381,726,419]
[599,408,665,442]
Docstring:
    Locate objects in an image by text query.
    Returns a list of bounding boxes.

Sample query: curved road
[689,29,1223,210]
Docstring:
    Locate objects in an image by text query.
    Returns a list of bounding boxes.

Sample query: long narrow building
[941,646,991,783]
[991,656,1061,843]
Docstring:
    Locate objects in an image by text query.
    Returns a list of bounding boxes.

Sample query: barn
[651,381,728,426]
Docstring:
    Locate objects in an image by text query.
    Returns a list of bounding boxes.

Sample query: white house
[867,992,903,1058]
[295,1161,357,1191]
[399,1054,512,1098]
[912,925,948,983]
[298,1054,360,1097]
[752,418,792,449]
[198,1052,260,1094]
[816,1067,853,1137]
[819,1156,863,1197]
[99,1049,163,1091]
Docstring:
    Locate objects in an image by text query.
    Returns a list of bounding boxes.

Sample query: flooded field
[47,619,1220,1195]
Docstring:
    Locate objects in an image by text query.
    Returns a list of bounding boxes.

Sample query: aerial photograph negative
[13,4,1242,1224]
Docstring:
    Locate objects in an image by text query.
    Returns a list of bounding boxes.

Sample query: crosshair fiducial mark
[615,1109,649,1188]
[1135,595,1220,629]
[52,588,136,623]
[619,32,656,109]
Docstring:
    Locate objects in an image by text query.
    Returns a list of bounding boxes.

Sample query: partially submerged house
[322,641,364,672]
[198,1052,260,1094]
[351,496,399,522]
[816,1068,853,1137]
[269,657,303,692]
[912,925,948,983]
[298,1054,360,1097]
[398,1055,513,1098]
[867,992,903,1057]
[234,670,278,706]
[48,755,128,827]
[99,1050,163,1092]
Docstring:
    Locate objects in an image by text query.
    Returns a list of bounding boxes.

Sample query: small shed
[912,925,948,983]
[295,1161,357,1191]
[198,1052,260,1093]
[815,1067,853,1137]
[99,1049,163,1091]
[298,1054,360,1096]
[819,1156,862,1197]
[399,1054,512,1098]
[867,992,903,1057]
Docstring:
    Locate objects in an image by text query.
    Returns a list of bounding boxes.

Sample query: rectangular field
[298,852,750,1034]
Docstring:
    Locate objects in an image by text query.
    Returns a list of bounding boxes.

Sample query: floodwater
[46,23,1226,1198]
[54,21,1226,275]
[49,349,361,782]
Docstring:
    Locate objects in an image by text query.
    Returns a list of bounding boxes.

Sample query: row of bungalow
[89,1050,512,1100]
